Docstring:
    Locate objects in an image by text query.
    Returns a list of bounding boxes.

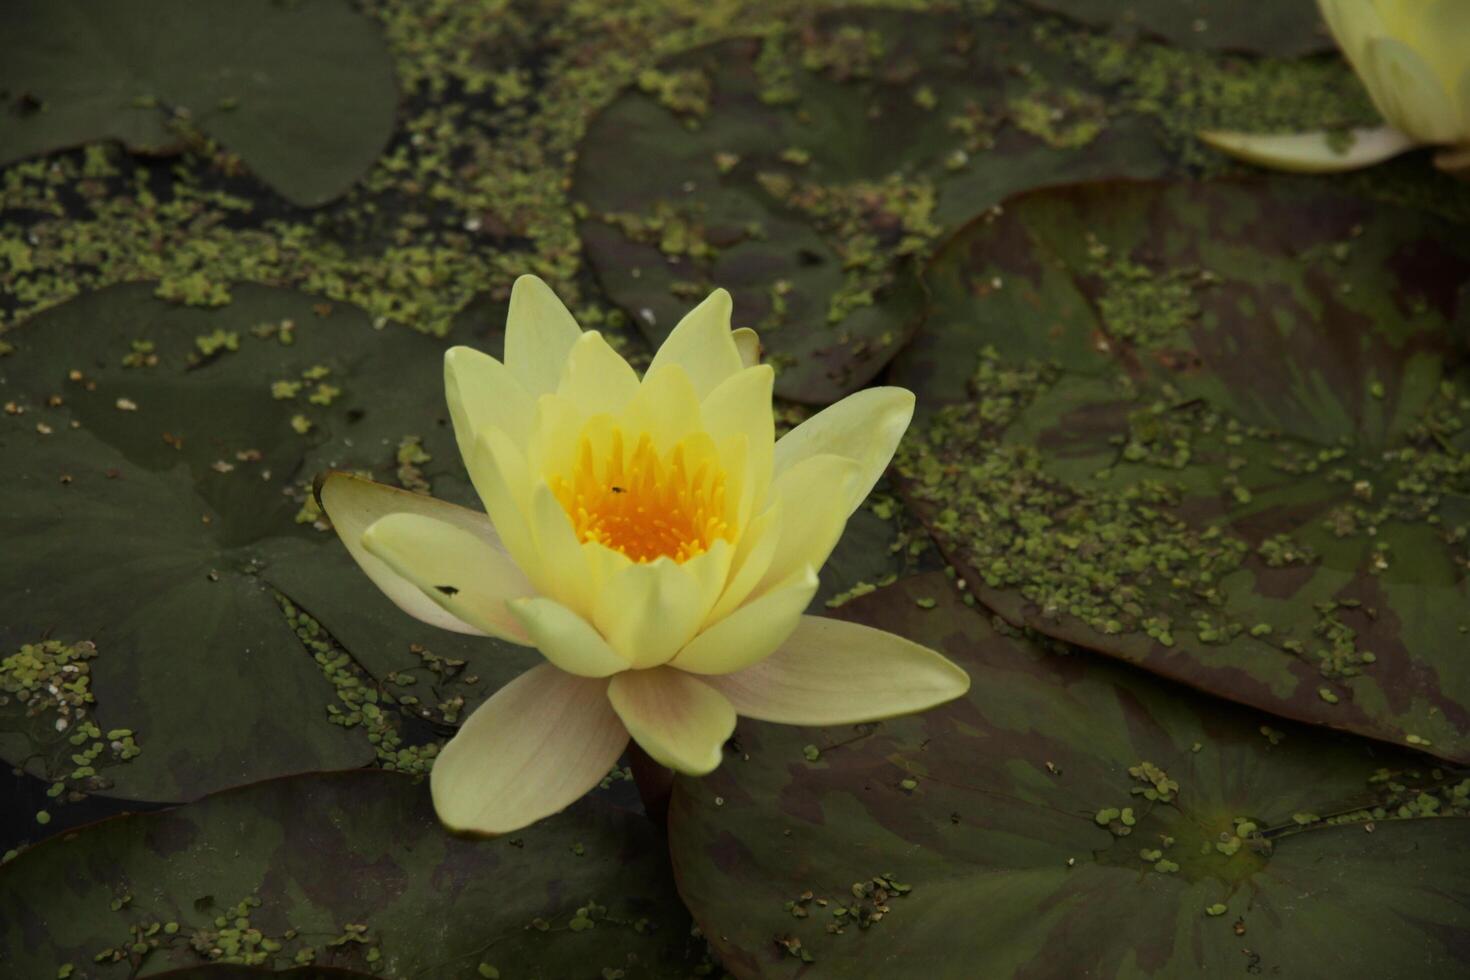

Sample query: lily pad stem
[628,740,673,828]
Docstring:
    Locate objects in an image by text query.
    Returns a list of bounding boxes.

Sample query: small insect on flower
[1200,0,1470,176]
[318,275,969,836]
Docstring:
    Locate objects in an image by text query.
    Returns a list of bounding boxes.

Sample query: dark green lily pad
[0,283,535,805]
[0,0,398,206]
[573,6,1170,404]
[0,770,712,978]
[890,177,1470,762]
[669,575,1470,978]
[1024,0,1332,56]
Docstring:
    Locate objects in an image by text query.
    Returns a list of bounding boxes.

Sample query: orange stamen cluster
[552,429,732,563]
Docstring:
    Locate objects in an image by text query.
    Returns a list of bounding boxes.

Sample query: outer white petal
[508,597,632,677]
[444,345,536,458]
[1197,125,1418,173]
[772,387,914,517]
[504,274,584,397]
[431,665,627,836]
[361,512,533,643]
[670,566,819,675]
[607,667,736,775]
[645,288,743,398]
[317,473,527,639]
[703,615,971,725]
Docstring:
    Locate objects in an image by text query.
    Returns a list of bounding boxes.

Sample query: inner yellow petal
[551,425,735,563]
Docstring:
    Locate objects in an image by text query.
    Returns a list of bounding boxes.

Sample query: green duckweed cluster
[276,596,448,774]
[88,892,384,972]
[0,639,142,811]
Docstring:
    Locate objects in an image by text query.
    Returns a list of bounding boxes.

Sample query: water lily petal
[732,326,761,368]
[705,502,781,625]
[1319,0,1387,78]
[467,428,541,583]
[526,391,586,487]
[317,472,527,639]
[620,362,704,453]
[529,483,595,616]
[671,566,819,675]
[645,288,742,398]
[504,274,584,397]
[757,453,860,592]
[558,330,640,418]
[508,597,631,677]
[1197,125,1418,172]
[444,345,536,458]
[431,665,627,836]
[1365,36,1461,142]
[773,387,914,516]
[607,667,735,775]
[1404,1,1470,133]
[593,542,730,668]
[361,512,533,643]
[702,364,775,513]
[703,614,971,725]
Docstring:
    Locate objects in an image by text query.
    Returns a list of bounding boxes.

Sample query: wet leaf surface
[1023,0,1333,56]
[574,6,1171,404]
[0,284,535,804]
[669,575,1470,978]
[891,177,1470,762]
[0,770,711,978]
[0,0,398,206]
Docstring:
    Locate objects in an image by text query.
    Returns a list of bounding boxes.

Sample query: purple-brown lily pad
[890,177,1470,761]
[668,576,1470,978]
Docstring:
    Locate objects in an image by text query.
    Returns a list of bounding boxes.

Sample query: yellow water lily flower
[1200,0,1470,176]
[319,275,969,835]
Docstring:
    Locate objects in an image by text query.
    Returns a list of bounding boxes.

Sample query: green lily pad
[0,0,398,207]
[669,575,1470,978]
[0,770,711,978]
[1023,0,1332,56]
[573,6,1170,404]
[0,283,535,805]
[890,177,1470,762]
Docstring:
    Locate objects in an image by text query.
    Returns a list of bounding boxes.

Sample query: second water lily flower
[1200,0,1470,176]
[319,275,969,835]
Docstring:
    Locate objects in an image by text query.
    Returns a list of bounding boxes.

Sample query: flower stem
[627,741,672,828]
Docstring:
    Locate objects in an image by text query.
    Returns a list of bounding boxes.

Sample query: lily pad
[573,6,1170,404]
[0,770,710,978]
[0,0,398,206]
[890,177,1470,762]
[1024,0,1333,56]
[0,283,535,805]
[669,576,1470,978]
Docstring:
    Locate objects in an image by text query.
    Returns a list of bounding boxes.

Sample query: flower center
[551,428,733,563]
